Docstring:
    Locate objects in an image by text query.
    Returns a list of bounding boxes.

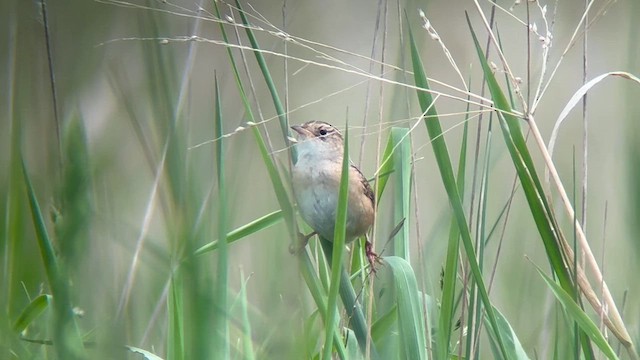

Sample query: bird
[290,120,379,269]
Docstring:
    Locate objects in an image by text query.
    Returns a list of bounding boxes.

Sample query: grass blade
[223,4,376,358]
[536,266,619,360]
[465,12,573,293]
[21,157,85,359]
[213,74,230,359]
[484,306,530,360]
[12,294,52,334]
[407,16,508,359]
[384,256,426,360]
[322,124,350,360]
[390,128,411,260]
[233,0,289,142]
[439,110,470,359]
[193,210,283,255]
[57,113,92,274]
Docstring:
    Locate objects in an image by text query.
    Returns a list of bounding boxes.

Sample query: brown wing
[351,164,375,206]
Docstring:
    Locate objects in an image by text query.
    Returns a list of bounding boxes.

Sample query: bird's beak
[290,125,311,140]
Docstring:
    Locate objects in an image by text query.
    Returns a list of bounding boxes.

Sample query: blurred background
[1,0,639,358]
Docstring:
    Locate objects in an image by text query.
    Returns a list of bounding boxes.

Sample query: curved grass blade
[371,305,397,345]
[484,306,530,360]
[13,294,52,334]
[407,16,508,359]
[536,267,619,360]
[384,256,426,360]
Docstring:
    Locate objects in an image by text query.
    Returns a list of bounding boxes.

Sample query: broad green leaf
[384,256,426,360]
[484,306,530,360]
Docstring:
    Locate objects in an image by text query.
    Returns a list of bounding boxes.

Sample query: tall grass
[1,0,639,359]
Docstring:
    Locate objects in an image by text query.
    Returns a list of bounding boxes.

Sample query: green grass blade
[439,108,470,359]
[212,2,295,241]
[464,13,573,292]
[193,210,283,255]
[213,74,230,359]
[371,305,397,345]
[391,128,411,260]
[407,17,508,359]
[57,113,92,274]
[233,0,289,141]
[238,270,255,360]
[168,272,184,360]
[464,18,604,357]
[12,294,52,334]
[322,125,350,360]
[299,242,349,359]
[536,267,619,360]
[384,256,426,360]
[376,133,396,201]
[345,328,365,360]
[484,306,530,360]
[21,160,59,285]
[217,5,375,358]
[21,157,85,359]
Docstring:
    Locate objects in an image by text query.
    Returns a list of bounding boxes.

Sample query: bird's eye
[319,128,328,136]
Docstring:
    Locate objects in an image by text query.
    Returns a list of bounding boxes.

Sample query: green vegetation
[1,0,639,359]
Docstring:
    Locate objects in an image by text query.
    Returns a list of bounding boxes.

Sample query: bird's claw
[365,240,382,274]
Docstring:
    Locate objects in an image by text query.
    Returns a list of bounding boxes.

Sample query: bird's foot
[365,240,383,274]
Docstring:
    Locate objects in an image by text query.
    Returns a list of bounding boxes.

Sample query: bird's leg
[364,238,382,273]
[289,231,317,254]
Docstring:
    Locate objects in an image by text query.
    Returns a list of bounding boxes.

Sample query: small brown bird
[290,120,378,268]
